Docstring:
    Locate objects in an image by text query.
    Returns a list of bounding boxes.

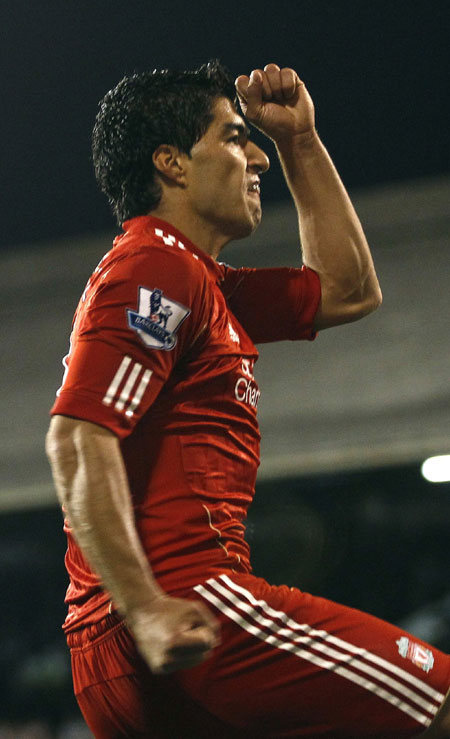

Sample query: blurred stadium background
[1,1,449,735]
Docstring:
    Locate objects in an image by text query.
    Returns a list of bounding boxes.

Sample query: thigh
[68,615,245,738]
[176,573,450,738]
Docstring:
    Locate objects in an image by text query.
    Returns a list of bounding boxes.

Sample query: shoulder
[105,238,209,290]
[85,238,212,327]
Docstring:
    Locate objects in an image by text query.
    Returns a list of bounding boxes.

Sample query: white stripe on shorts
[194,575,445,728]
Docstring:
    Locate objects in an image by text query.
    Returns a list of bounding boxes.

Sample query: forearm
[46,415,219,673]
[46,417,164,621]
[277,130,382,326]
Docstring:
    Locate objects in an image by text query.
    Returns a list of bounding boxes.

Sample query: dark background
[1,0,449,251]
[1,2,449,732]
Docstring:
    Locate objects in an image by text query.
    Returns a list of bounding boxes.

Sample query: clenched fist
[235,63,315,144]
[127,595,220,674]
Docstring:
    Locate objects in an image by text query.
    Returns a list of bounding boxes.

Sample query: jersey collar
[120,215,224,283]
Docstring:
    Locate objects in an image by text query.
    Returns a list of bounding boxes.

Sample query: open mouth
[247,182,260,195]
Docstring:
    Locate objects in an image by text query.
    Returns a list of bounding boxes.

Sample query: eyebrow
[221,121,251,139]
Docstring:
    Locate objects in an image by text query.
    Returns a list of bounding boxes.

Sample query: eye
[228,135,241,144]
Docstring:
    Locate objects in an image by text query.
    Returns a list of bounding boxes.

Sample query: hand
[235,63,315,144]
[127,595,220,674]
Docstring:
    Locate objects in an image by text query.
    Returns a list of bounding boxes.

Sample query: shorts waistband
[67,613,124,649]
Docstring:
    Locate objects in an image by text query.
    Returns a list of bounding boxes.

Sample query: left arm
[236,64,382,330]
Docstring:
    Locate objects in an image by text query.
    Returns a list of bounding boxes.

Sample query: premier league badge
[127,286,190,350]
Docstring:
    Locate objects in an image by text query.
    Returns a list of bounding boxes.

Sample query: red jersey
[51,215,321,631]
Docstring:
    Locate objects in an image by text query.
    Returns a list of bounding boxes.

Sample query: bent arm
[46,415,219,672]
[46,415,163,613]
[276,130,382,330]
[236,65,382,331]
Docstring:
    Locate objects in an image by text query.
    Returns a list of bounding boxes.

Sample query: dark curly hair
[92,60,237,225]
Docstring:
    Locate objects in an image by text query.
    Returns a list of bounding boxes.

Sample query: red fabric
[68,575,450,737]
[50,216,321,631]
[68,615,244,738]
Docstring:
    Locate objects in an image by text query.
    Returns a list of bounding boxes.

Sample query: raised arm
[236,64,382,330]
[46,415,219,673]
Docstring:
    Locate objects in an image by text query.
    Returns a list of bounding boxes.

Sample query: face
[184,97,270,244]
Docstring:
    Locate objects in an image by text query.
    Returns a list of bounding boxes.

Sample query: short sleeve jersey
[51,215,321,631]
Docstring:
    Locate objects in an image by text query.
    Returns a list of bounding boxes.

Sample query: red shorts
[68,573,450,738]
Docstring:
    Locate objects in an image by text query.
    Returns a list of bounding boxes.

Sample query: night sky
[1,0,448,250]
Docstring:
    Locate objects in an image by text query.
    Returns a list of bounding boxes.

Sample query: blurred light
[421,455,450,483]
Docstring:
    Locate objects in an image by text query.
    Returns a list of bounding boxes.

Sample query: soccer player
[46,61,450,737]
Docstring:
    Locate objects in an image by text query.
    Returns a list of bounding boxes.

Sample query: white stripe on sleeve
[114,361,142,411]
[102,356,152,417]
[102,355,132,406]
[125,369,152,417]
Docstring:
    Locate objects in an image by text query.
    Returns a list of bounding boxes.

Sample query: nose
[245,140,270,174]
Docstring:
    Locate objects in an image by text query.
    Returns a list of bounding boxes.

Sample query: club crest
[396,636,434,673]
[127,287,190,350]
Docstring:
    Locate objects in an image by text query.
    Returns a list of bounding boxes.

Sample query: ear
[152,145,187,185]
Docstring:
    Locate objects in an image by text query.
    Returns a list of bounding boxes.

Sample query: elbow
[364,281,383,313]
[368,277,383,309]
[314,283,382,330]
[338,269,383,320]
[357,285,383,318]
[343,286,382,323]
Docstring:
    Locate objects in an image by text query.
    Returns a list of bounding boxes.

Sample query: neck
[148,202,229,261]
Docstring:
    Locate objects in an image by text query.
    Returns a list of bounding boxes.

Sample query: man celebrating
[46,61,450,737]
